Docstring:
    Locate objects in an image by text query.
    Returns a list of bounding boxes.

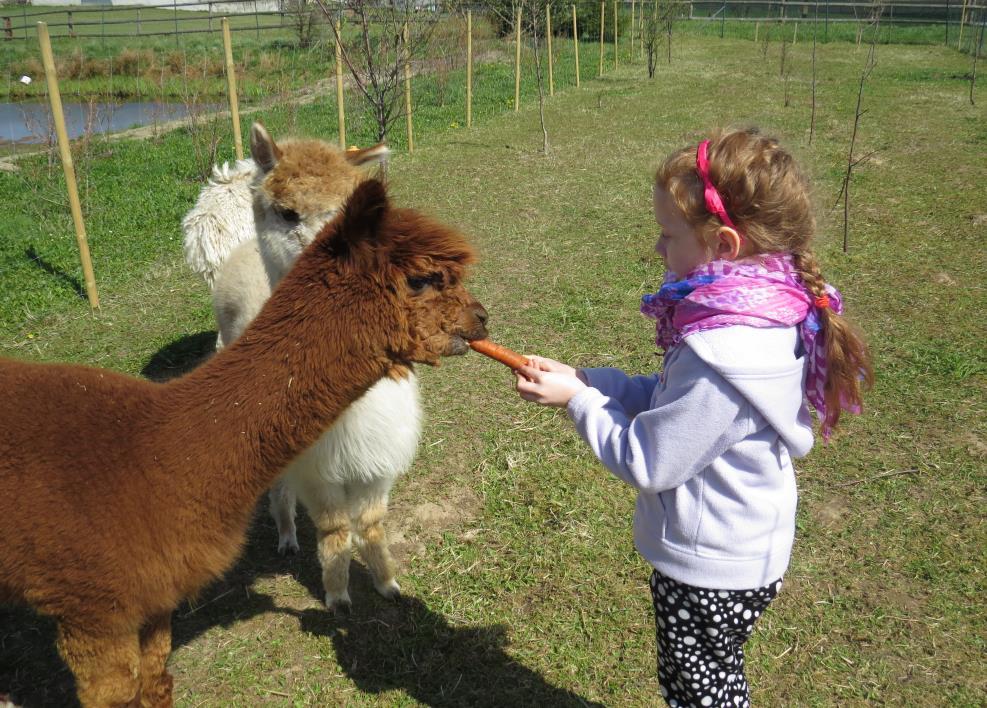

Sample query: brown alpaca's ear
[250,122,281,173]
[328,179,390,257]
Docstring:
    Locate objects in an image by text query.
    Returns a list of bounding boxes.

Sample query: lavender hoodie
[567,325,813,590]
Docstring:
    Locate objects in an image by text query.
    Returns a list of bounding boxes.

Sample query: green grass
[1,27,986,707]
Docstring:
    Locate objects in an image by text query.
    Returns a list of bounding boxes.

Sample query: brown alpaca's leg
[354,499,401,600]
[314,507,353,612]
[57,624,141,708]
[138,613,173,708]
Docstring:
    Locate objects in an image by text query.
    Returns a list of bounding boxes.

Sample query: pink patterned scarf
[640,253,853,438]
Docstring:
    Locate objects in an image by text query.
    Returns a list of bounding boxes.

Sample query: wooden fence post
[136,9,141,36]
[514,4,522,111]
[403,22,414,152]
[221,18,244,160]
[37,22,100,310]
[466,8,473,127]
[547,3,554,96]
[958,0,968,48]
[630,0,635,57]
[639,1,644,59]
[599,1,605,77]
[613,0,618,68]
[3,17,11,41]
[335,16,345,149]
[572,4,580,87]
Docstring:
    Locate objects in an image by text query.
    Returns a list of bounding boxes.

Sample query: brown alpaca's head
[272,178,489,369]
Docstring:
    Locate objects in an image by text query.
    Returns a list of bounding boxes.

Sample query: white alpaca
[185,125,416,611]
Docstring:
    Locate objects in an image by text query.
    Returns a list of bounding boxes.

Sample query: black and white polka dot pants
[649,569,782,708]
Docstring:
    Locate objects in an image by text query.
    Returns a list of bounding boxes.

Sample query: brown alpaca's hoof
[140,671,174,708]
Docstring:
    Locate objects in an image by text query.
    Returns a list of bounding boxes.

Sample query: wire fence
[2,0,985,41]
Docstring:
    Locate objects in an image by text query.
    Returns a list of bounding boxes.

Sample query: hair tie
[696,140,744,243]
[815,294,831,310]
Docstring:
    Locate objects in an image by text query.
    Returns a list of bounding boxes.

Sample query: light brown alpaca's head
[249,122,389,271]
[257,177,488,371]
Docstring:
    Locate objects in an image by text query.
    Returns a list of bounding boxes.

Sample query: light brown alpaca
[0,179,488,707]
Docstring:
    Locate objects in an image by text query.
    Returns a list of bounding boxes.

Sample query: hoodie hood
[684,325,814,457]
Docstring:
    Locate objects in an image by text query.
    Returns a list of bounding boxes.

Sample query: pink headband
[696,140,743,241]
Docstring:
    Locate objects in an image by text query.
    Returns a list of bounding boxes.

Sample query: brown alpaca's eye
[406,275,431,294]
[273,204,300,224]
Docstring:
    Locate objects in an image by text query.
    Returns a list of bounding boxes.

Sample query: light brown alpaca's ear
[344,143,390,167]
[250,122,281,173]
[327,179,390,257]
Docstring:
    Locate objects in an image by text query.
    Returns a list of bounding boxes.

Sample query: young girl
[514,128,872,707]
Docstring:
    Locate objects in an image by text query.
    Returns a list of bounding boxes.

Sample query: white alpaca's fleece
[182,159,256,289]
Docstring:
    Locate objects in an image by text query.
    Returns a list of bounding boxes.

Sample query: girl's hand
[523,355,578,377]
[515,357,588,408]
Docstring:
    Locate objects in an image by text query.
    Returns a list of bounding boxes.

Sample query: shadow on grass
[0,608,79,708]
[24,246,86,301]
[297,591,605,707]
[140,330,217,382]
[189,511,603,706]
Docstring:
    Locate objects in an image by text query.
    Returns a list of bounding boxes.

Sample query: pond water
[0,101,222,144]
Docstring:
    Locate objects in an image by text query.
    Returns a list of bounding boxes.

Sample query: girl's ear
[714,226,743,261]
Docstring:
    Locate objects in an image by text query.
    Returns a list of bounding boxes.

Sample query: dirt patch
[814,494,849,529]
[388,484,482,562]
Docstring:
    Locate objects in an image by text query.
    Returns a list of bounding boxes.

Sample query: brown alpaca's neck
[164,268,394,510]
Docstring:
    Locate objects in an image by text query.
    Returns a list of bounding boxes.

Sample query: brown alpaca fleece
[0,179,487,708]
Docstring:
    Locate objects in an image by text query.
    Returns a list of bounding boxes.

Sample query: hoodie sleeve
[579,367,661,419]
[567,346,753,493]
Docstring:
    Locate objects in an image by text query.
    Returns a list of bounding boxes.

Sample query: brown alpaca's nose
[473,304,489,327]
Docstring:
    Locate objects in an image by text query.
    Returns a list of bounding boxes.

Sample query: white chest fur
[283,372,422,487]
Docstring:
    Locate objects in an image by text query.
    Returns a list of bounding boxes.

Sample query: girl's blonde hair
[655,127,873,432]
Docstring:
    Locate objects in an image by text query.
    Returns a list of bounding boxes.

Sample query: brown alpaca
[0,179,488,707]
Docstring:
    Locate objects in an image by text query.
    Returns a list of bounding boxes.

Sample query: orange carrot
[469,339,529,369]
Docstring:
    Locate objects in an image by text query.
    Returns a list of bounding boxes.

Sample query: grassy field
[0,25,985,707]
